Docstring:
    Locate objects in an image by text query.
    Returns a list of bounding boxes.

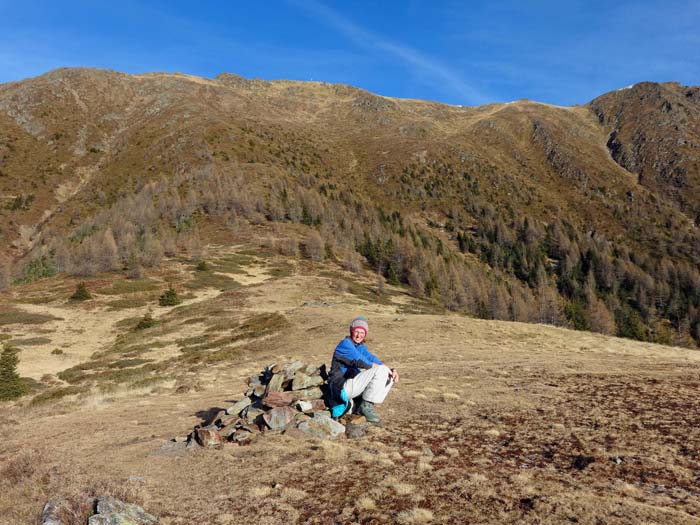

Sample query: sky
[0,0,698,106]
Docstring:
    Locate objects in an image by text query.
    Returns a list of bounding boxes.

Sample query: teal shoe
[360,400,381,425]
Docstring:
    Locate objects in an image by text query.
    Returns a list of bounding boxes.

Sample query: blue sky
[1,1,697,106]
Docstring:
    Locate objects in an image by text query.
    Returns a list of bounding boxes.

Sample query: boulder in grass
[88,496,157,525]
[297,412,345,439]
[41,500,66,525]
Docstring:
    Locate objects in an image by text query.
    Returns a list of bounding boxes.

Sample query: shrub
[70,282,92,301]
[159,285,182,306]
[134,312,157,331]
[276,238,299,257]
[195,260,209,272]
[0,343,27,400]
[51,348,64,355]
[303,231,325,261]
[17,254,57,284]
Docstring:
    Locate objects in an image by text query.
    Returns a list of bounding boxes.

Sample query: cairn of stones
[183,361,346,447]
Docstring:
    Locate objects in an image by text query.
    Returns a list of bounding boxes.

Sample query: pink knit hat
[349,316,369,336]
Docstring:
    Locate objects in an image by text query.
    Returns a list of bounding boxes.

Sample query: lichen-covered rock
[41,499,66,525]
[226,397,252,416]
[263,406,296,430]
[297,412,345,439]
[88,496,157,524]
[291,373,324,390]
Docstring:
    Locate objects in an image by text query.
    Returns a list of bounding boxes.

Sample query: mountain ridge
[1,68,698,347]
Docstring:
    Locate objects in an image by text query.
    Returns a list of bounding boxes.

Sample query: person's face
[351,329,366,344]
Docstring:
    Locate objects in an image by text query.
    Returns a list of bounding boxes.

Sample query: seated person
[327,316,399,424]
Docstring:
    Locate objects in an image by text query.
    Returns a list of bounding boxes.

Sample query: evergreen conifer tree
[0,343,27,401]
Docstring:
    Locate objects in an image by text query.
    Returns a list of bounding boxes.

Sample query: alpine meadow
[0,69,699,524]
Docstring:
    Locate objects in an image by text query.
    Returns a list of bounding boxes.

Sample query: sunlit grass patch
[356,497,377,511]
[247,486,273,499]
[209,253,256,274]
[441,392,460,401]
[267,263,294,278]
[30,385,90,405]
[204,318,240,333]
[0,307,60,326]
[280,488,307,502]
[397,508,434,524]
[180,317,208,325]
[184,271,239,291]
[115,316,148,329]
[11,294,60,305]
[106,297,151,310]
[9,337,52,346]
[97,279,160,295]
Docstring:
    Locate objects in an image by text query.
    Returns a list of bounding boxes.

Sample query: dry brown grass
[0,249,699,524]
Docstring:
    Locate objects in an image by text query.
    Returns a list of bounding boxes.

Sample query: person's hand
[390,368,400,384]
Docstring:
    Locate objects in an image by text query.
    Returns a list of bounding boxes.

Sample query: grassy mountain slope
[0,69,699,346]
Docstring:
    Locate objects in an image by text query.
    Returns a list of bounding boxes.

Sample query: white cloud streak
[288,0,491,105]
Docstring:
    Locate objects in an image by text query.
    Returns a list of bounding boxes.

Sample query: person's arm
[334,338,374,369]
[358,344,399,383]
[358,344,383,366]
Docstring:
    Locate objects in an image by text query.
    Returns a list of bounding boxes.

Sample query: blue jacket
[328,337,382,407]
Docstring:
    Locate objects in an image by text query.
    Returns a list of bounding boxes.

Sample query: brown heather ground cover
[0,245,698,524]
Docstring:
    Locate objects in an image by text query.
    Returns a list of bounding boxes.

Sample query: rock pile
[42,496,157,525]
[183,361,346,447]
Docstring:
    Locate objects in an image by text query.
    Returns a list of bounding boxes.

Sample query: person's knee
[376,364,390,377]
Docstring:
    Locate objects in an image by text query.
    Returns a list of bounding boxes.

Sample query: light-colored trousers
[343,365,393,404]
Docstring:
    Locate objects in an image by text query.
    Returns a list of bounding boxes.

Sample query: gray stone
[230,428,256,444]
[301,363,321,376]
[345,421,368,439]
[226,397,252,416]
[263,406,296,430]
[88,496,157,525]
[291,373,324,390]
[283,360,306,376]
[41,499,66,525]
[219,419,243,438]
[207,409,227,426]
[266,373,287,392]
[242,400,265,421]
[297,412,345,439]
[149,440,189,457]
[295,387,323,400]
